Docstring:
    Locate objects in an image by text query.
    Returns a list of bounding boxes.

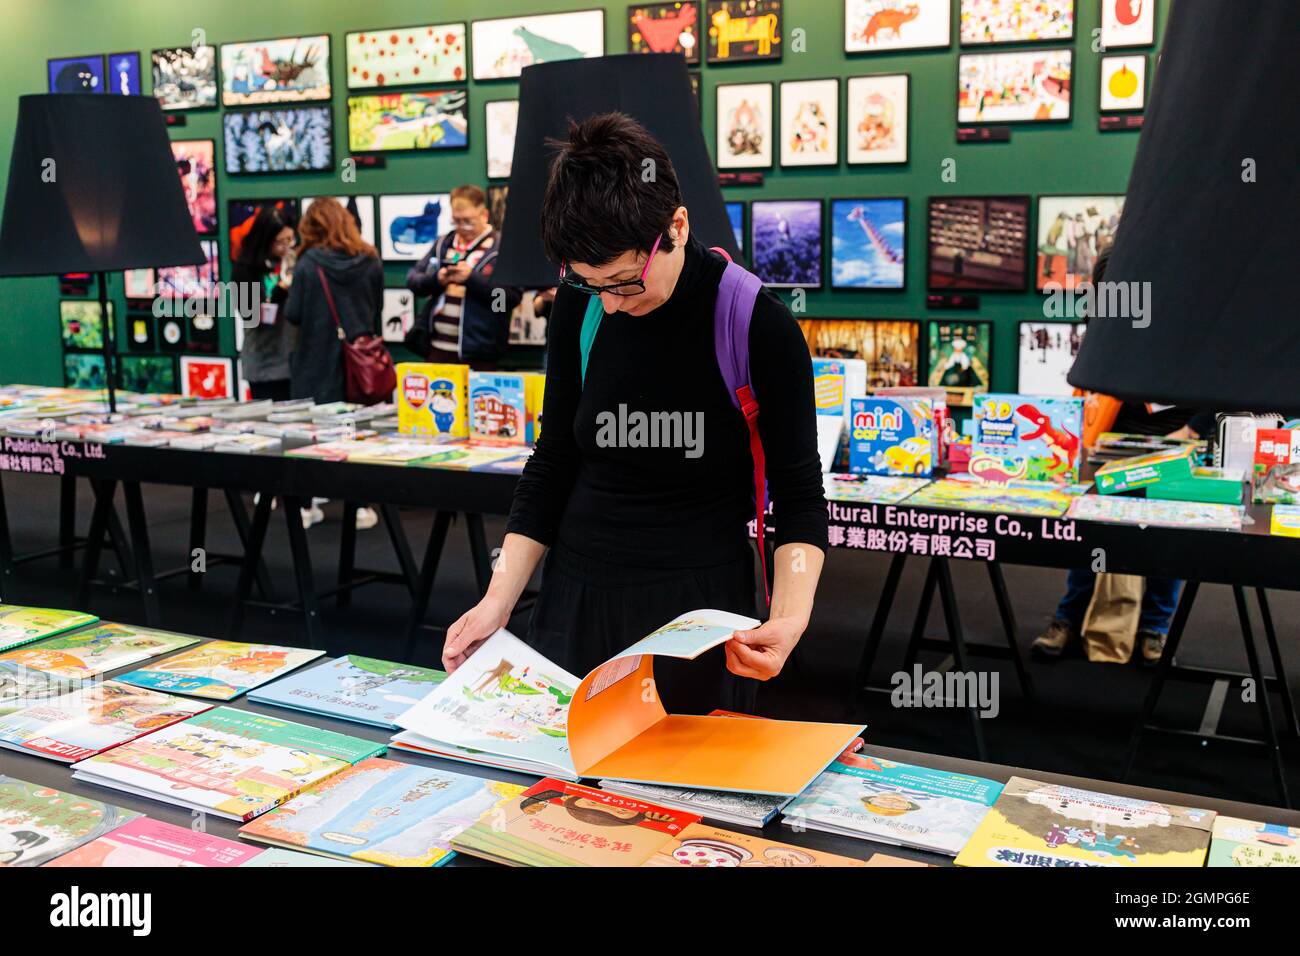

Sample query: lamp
[493,53,741,287]
[0,94,206,411]
[1067,0,1300,415]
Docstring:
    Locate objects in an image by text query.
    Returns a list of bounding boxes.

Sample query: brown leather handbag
[317,266,396,405]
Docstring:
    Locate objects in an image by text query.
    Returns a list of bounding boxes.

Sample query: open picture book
[394,609,864,797]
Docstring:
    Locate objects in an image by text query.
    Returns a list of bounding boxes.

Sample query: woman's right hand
[442,595,512,672]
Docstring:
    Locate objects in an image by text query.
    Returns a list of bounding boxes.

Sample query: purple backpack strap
[713,260,763,408]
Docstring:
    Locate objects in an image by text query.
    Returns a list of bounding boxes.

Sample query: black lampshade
[493,54,741,287]
[0,94,205,277]
[1067,0,1300,415]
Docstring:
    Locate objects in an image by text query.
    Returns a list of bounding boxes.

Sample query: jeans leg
[1053,568,1096,629]
[1138,578,1184,635]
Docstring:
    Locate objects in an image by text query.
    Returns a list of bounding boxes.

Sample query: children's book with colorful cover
[782,753,1003,855]
[812,358,847,473]
[954,776,1215,868]
[240,756,524,867]
[1095,445,1197,494]
[239,846,374,867]
[905,476,1080,517]
[1253,428,1300,504]
[598,779,791,829]
[469,371,529,445]
[0,680,211,762]
[0,605,98,654]
[43,816,264,867]
[115,640,325,700]
[1206,815,1300,867]
[450,777,700,867]
[848,396,934,477]
[397,362,469,438]
[0,775,140,866]
[823,473,930,505]
[1066,495,1244,531]
[970,394,1083,483]
[1270,504,1300,538]
[69,706,386,821]
[0,660,83,718]
[248,655,446,728]
[645,822,867,867]
[413,443,531,471]
[0,621,199,679]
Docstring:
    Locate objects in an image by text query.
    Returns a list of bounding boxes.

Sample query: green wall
[0,0,1166,389]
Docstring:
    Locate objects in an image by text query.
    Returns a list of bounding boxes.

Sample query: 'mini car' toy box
[849,396,934,477]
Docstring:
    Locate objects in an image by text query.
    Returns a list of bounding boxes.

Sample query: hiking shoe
[1032,619,1079,658]
[1139,630,1167,666]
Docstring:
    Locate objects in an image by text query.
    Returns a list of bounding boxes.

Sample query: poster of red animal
[844,0,951,53]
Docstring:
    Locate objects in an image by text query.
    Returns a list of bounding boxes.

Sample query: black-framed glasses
[558,232,663,296]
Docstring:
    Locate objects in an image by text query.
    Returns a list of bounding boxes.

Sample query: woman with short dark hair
[233,207,296,402]
[442,113,828,714]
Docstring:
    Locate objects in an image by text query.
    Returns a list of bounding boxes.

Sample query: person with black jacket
[232,207,295,402]
[404,185,520,366]
[438,114,828,715]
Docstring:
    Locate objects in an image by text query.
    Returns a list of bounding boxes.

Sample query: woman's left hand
[725,617,806,680]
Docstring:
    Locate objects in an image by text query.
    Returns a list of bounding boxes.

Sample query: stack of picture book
[0,604,98,654]
[1066,495,1244,531]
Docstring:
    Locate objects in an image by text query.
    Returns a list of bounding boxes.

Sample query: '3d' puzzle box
[970,394,1083,484]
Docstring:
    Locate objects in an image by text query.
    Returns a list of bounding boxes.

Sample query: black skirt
[525,542,760,716]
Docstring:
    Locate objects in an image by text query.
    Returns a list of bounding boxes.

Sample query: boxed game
[811,358,847,473]
[525,372,545,444]
[1271,504,1300,538]
[1252,428,1300,504]
[970,394,1083,484]
[469,372,528,445]
[1146,466,1246,505]
[397,363,468,439]
[848,396,934,477]
[1095,445,1197,495]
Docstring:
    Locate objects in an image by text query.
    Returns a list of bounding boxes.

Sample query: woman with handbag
[284,198,389,530]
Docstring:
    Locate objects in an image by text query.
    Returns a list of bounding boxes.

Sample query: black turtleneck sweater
[506,236,827,568]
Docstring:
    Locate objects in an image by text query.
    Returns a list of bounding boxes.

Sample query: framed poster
[223,107,333,174]
[347,89,468,152]
[1099,54,1146,112]
[119,355,177,395]
[1036,195,1125,290]
[106,52,141,95]
[485,99,519,179]
[158,316,186,353]
[151,46,218,110]
[927,320,993,406]
[60,301,110,351]
[302,196,377,247]
[779,78,838,167]
[228,199,298,262]
[725,201,745,254]
[171,140,218,235]
[187,312,220,353]
[345,23,467,88]
[957,49,1072,124]
[927,195,1030,292]
[715,81,772,169]
[471,10,606,80]
[486,184,509,232]
[125,313,156,352]
[1018,321,1086,396]
[382,289,417,343]
[123,268,156,302]
[629,3,702,63]
[156,240,220,300]
[706,0,782,63]
[830,198,906,290]
[798,319,921,388]
[844,0,951,53]
[180,356,234,400]
[845,73,908,164]
[220,34,331,106]
[751,199,822,288]
[47,55,104,93]
[958,0,1074,45]
[64,353,106,390]
[379,194,452,262]
[1101,0,1156,49]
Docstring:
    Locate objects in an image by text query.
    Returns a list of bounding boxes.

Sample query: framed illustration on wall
[779,78,838,168]
[302,196,377,247]
[798,319,921,388]
[347,89,467,152]
[106,52,142,95]
[629,2,702,63]
[123,269,155,302]
[379,194,452,262]
[715,82,772,169]
[151,46,218,110]
[1036,195,1125,290]
[706,0,782,63]
[180,356,234,400]
[170,140,218,235]
[228,199,299,261]
[830,198,906,290]
[471,10,606,80]
[725,201,745,254]
[927,195,1030,292]
[927,320,993,406]
[485,99,519,179]
[186,312,220,353]
[47,55,104,94]
[158,316,186,353]
[958,0,1074,45]
[345,23,467,88]
[64,353,106,390]
[382,289,417,343]
[846,73,908,164]
[844,0,951,53]
[1018,321,1086,396]
[957,49,1072,123]
[156,240,220,300]
[118,356,177,395]
[126,313,155,352]
[1101,0,1156,48]
[1099,55,1146,112]
[220,34,331,106]
[223,106,333,174]
[60,301,110,351]
[751,199,822,289]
